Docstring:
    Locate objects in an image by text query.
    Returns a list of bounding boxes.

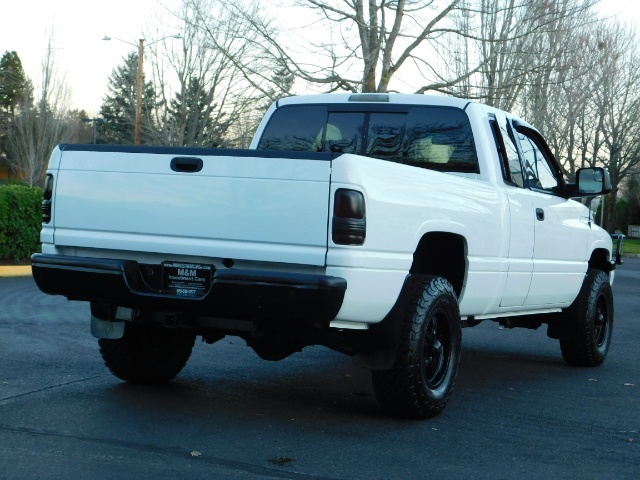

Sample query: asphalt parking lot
[1,261,638,479]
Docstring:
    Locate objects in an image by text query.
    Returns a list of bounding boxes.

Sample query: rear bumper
[31,254,346,322]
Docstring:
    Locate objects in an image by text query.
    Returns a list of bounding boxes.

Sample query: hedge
[0,184,43,262]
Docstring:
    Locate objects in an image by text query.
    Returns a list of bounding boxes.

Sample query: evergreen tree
[0,51,27,115]
[0,51,28,162]
[168,76,229,147]
[97,53,158,145]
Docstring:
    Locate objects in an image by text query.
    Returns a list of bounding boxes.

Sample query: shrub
[0,185,43,261]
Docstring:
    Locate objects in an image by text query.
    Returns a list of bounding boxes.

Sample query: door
[513,127,589,306]
[490,113,535,308]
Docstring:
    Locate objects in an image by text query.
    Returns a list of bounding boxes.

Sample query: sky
[0,0,184,114]
[0,0,639,116]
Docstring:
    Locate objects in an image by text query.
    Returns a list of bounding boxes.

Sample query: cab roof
[276,93,472,109]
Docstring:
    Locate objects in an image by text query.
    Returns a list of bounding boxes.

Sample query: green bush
[0,185,43,261]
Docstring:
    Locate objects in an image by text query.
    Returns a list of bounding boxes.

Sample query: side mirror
[575,167,612,196]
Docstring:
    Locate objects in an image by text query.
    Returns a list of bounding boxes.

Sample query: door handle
[170,157,203,173]
[536,208,545,221]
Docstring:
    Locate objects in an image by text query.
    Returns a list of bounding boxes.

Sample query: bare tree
[218,0,492,94]
[518,1,603,180]
[547,28,610,180]
[223,0,609,103]
[445,1,624,189]
[587,21,640,231]
[445,1,601,107]
[146,0,287,147]
[8,33,69,186]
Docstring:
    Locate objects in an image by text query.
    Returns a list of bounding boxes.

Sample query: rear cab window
[257,105,328,151]
[257,104,479,174]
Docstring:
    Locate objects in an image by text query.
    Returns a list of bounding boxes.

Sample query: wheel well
[589,248,613,272]
[410,232,466,297]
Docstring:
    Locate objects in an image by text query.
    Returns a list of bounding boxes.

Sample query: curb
[0,265,32,277]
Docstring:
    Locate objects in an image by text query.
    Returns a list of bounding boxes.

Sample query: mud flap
[91,316,125,339]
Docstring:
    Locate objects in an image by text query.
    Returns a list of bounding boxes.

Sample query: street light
[82,117,105,144]
[102,34,182,145]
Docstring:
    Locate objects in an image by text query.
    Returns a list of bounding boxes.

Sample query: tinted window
[257,104,478,173]
[504,127,524,187]
[367,113,406,161]
[516,131,559,192]
[403,107,478,173]
[491,113,524,187]
[258,105,327,151]
[324,112,365,154]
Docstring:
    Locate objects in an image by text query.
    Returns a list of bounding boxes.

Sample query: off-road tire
[99,323,196,384]
[371,275,462,419]
[560,269,614,367]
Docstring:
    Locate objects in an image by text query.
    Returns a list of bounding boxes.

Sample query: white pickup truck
[32,93,618,419]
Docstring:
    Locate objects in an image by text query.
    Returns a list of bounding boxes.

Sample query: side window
[503,127,523,187]
[516,130,559,193]
[491,113,524,188]
[258,106,327,151]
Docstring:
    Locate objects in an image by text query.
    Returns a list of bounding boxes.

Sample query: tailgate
[51,148,332,266]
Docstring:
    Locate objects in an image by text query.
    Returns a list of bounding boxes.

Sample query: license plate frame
[162,262,213,297]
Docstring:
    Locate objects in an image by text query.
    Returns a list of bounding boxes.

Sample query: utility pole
[102,34,182,146]
[135,39,144,146]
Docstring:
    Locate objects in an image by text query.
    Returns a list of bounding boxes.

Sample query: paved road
[1,262,638,479]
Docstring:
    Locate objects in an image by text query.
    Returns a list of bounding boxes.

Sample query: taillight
[332,189,366,245]
[42,174,54,223]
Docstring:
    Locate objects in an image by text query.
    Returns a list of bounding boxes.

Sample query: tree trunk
[605,188,617,233]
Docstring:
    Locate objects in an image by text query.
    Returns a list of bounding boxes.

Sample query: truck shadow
[103,335,579,424]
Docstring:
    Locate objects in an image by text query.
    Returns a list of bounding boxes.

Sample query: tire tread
[372,275,461,419]
[560,269,613,367]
